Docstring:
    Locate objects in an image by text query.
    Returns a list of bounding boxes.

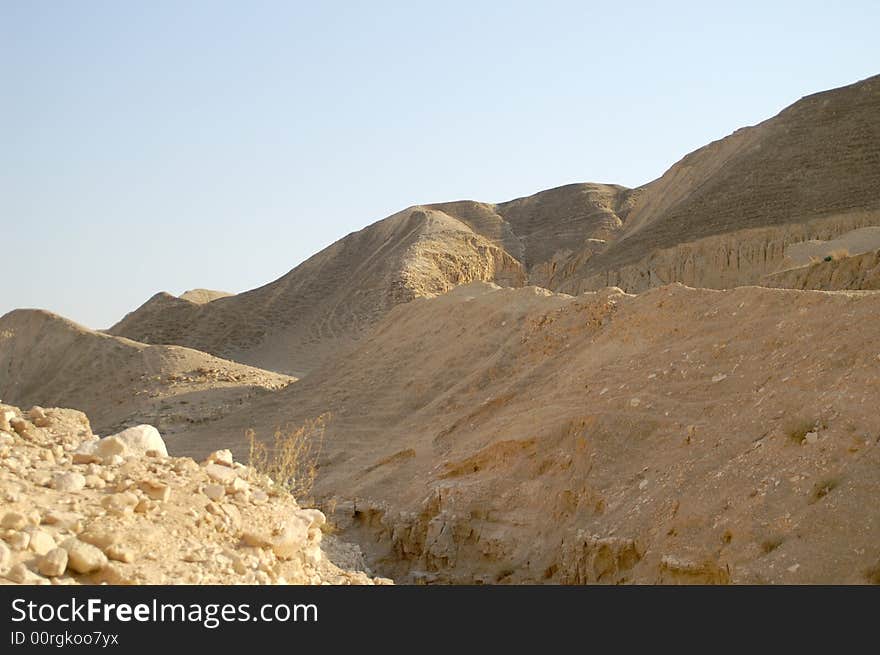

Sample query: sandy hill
[0,309,292,439]
[0,403,388,585]
[108,186,631,376]
[170,282,880,584]
[109,76,879,377]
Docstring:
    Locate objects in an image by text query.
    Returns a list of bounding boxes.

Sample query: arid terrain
[2,74,879,584]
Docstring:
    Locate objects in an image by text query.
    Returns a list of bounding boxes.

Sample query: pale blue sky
[2,1,878,328]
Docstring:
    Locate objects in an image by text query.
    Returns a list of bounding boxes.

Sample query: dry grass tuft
[246,413,329,501]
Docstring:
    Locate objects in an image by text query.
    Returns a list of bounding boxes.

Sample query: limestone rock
[206,449,234,467]
[140,480,171,502]
[61,538,108,574]
[202,484,226,501]
[52,471,86,492]
[27,529,55,555]
[2,511,28,530]
[205,463,237,484]
[38,548,68,577]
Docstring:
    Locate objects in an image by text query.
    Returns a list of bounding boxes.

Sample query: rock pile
[0,403,390,585]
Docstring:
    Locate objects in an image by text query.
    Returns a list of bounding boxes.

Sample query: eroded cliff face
[763,248,880,291]
[552,210,880,294]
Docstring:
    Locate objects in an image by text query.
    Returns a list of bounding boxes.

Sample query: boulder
[75,425,167,461]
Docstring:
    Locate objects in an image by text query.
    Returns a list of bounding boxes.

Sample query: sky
[1,1,878,329]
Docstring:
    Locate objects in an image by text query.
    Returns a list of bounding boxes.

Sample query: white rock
[76,426,167,461]
[804,431,819,444]
[206,449,234,467]
[38,548,68,577]
[205,463,237,484]
[52,472,86,492]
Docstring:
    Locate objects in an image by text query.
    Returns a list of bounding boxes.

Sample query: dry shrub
[828,248,850,260]
[784,417,815,444]
[246,413,328,500]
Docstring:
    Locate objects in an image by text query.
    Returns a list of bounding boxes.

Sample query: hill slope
[109,186,630,375]
[0,309,292,438]
[553,74,880,292]
[170,282,880,584]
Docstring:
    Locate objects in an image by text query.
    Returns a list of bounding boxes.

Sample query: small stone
[7,531,30,550]
[38,548,68,577]
[0,431,13,446]
[79,528,119,550]
[712,373,728,383]
[27,529,55,555]
[84,474,106,489]
[100,491,139,515]
[202,484,226,501]
[61,538,108,574]
[804,432,819,444]
[0,411,11,432]
[2,511,28,530]
[0,541,10,568]
[105,544,135,563]
[204,463,237,484]
[206,449,234,467]
[9,417,29,436]
[229,477,250,493]
[140,480,171,502]
[42,511,83,532]
[6,562,31,583]
[134,499,153,514]
[52,472,86,492]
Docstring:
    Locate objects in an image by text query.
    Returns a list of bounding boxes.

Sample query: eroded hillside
[172,282,880,584]
[0,309,292,438]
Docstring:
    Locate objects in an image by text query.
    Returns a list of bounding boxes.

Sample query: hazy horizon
[3,1,879,328]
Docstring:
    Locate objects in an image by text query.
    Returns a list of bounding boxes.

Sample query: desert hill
[0,309,292,439]
[109,191,621,375]
[109,76,880,377]
[171,281,880,584]
[553,74,880,293]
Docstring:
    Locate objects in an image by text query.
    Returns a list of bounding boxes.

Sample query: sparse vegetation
[785,417,816,444]
[761,536,784,554]
[247,413,329,501]
[810,477,840,503]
